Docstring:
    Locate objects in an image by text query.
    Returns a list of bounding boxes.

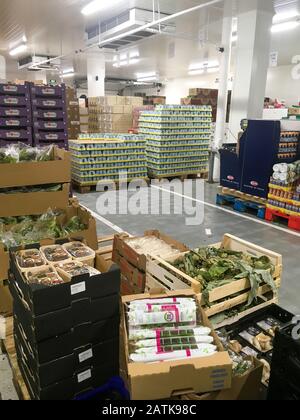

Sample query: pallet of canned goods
[70,133,148,190]
[139,105,212,178]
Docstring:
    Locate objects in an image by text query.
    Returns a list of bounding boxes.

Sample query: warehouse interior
[0,0,300,402]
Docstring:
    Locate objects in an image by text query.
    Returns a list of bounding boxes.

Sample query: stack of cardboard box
[79,107,89,133]
[10,245,121,400]
[66,87,80,140]
[88,96,143,133]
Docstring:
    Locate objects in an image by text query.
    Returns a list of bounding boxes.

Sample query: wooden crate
[145,234,282,307]
[97,235,114,262]
[113,230,189,273]
[1,317,30,401]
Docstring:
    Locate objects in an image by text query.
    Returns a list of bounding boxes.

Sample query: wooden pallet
[72,178,150,194]
[149,171,208,182]
[1,317,30,401]
[218,186,267,205]
[216,193,266,219]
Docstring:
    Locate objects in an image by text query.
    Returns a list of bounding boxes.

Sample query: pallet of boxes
[66,87,81,140]
[89,96,143,134]
[116,231,282,399]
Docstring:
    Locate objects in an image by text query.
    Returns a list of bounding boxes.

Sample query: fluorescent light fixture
[189,63,203,71]
[129,58,140,65]
[189,60,219,71]
[81,0,109,16]
[231,35,238,43]
[113,55,118,62]
[129,51,140,59]
[120,53,127,61]
[273,11,299,23]
[137,76,157,82]
[207,67,219,73]
[136,71,156,79]
[9,43,27,57]
[62,68,74,75]
[119,60,128,66]
[61,72,75,78]
[188,69,205,76]
[271,20,300,33]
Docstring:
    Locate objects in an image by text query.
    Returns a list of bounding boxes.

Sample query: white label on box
[77,369,92,383]
[78,349,93,363]
[71,281,86,296]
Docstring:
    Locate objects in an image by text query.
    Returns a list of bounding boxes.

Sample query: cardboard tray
[0,96,29,106]
[181,357,264,400]
[148,234,282,305]
[0,117,30,127]
[0,183,70,217]
[0,128,32,141]
[10,247,120,317]
[33,120,67,130]
[31,98,65,109]
[113,230,189,273]
[0,83,29,95]
[0,146,71,188]
[33,131,68,142]
[0,108,31,118]
[120,289,232,400]
[33,110,66,120]
[30,85,65,98]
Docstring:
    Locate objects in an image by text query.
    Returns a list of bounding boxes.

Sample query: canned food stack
[70,133,148,186]
[267,160,300,216]
[31,84,68,149]
[0,82,32,146]
[139,105,212,178]
[277,131,300,161]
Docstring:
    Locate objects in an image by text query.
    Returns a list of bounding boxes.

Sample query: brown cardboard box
[289,107,300,116]
[182,358,264,400]
[120,290,232,400]
[67,108,80,121]
[113,230,189,273]
[0,184,70,218]
[0,147,71,189]
[0,281,12,315]
[116,96,126,105]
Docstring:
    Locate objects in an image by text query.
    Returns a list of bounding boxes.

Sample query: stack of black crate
[31,84,69,149]
[268,323,300,400]
[9,241,121,400]
[0,82,32,146]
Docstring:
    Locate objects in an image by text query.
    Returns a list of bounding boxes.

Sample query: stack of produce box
[266,161,300,229]
[88,96,143,133]
[113,230,190,295]
[0,144,74,315]
[120,290,232,399]
[139,105,212,178]
[10,240,120,400]
[66,87,80,140]
[70,133,148,187]
[80,107,89,133]
[0,82,32,146]
[31,84,68,149]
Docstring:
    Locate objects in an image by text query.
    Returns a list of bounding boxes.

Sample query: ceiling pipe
[29,0,224,69]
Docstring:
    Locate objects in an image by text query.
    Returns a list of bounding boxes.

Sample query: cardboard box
[79,116,89,124]
[103,105,125,114]
[289,107,300,116]
[120,290,232,400]
[0,280,11,315]
[79,107,89,116]
[116,96,126,105]
[0,146,71,189]
[0,184,70,218]
[181,358,264,400]
[16,339,119,400]
[113,230,189,273]
[14,319,119,389]
[10,247,120,317]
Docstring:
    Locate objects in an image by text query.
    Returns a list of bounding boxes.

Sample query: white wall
[266,64,300,106]
[165,73,233,104]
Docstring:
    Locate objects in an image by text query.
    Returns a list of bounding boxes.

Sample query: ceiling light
[136,71,156,79]
[271,20,300,33]
[189,63,203,71]
[119,60,128,66]
[273,11,299,23]
[9,43,27,57]
[231,35,238,43]
[137,75,157,82]
[113,62,120,68]
[81,0,108,16]
[188,69,205,76]
[207,67,219,74]
[61,72,75,78]
[129,58,140,65]
[129,51,140,59]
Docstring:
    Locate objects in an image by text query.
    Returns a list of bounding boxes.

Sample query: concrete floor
[1,181,299,400]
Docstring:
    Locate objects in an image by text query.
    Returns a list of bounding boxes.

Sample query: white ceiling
[0,0,299,83]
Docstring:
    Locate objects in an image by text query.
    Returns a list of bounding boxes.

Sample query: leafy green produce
[0,143,54,164]
[0,210,87,250]
[172,247,276,306]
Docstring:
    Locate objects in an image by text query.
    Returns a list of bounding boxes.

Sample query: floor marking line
[80,204,125,234]
[151,185,300,238]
